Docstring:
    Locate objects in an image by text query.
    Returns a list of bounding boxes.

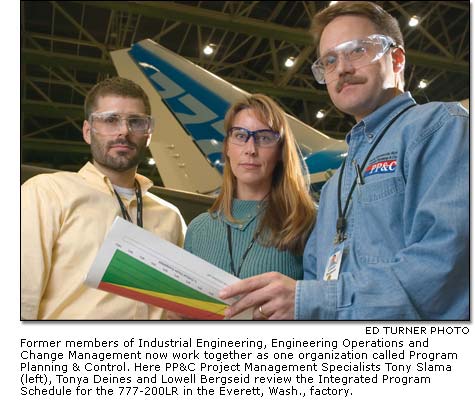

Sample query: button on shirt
[296,92,469,320]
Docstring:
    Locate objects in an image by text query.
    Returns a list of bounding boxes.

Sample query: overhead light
[329,1,339,5]
[203,44,215,55]
[147,158,156,165]
[418,79,428,89]
[284,57,295,68]
[409,16,419,27]
[316,110,326,119]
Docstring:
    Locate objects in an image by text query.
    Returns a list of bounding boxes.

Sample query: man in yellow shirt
[21,77,186,320]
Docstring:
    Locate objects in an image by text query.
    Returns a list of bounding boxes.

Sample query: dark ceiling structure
[21,1,470,184]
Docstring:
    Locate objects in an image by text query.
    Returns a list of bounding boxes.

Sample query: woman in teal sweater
[170,94,316,320]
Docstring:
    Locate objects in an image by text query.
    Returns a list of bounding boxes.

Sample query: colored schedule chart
[85,217,251,320]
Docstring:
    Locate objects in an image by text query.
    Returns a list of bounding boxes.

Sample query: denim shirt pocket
[354,175,405,263]
[337,272,354,308]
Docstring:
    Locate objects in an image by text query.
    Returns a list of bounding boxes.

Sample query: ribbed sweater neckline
[231,198,262,218]
[219,199,264,230]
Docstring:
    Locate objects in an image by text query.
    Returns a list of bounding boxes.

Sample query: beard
[89,131,148,172]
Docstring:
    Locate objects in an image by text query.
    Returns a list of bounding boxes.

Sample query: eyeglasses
[228,127,281,147]
[89,112,154,135]
[311,34,397,84]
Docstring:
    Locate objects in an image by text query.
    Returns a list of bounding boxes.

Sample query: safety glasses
[228,127,281,147]
[89,111,154,135]
[311,34,397,84]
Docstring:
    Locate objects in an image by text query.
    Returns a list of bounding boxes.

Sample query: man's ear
[392,47,405,75]
[83,120,91,145]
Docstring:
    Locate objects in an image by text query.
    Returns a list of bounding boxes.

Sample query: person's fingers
[253,304,271,320]
[219,273,275,300]
[225,285,274,318]
[221,273,296,319]
[247,281,297,320]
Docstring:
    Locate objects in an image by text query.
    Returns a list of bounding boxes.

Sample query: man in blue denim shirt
[220,1,469,320]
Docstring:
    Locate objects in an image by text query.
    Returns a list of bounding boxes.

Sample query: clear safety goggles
[311,34,397,84]
[228,127,281,147]
[89,111,154,135]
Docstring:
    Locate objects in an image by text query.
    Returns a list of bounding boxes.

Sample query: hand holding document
[85,217,252,320]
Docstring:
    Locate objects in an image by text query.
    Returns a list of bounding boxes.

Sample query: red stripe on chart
[98,281,225,320]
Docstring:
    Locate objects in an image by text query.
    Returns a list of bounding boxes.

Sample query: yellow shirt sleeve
[21,177,62,319]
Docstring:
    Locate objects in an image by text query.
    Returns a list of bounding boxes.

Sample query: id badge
[323,244,344,281]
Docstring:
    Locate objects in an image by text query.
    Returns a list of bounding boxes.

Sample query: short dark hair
[84,77,151,119]
[310,1,404,52]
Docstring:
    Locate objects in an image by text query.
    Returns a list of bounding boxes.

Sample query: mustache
[107,138,137,149]
[336,75,366,92]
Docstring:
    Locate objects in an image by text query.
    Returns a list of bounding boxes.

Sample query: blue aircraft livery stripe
[304,150,346,172]
[129,44,228,145]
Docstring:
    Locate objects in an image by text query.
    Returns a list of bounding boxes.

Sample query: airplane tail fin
[111,39,347,193]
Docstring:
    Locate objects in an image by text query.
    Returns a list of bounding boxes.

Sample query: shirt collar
[78,162,154,195]
[346,92,417,144]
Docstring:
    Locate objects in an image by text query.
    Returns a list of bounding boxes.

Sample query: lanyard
[335,104,416,244]
[113,179,143,228]
[226,224,259,279]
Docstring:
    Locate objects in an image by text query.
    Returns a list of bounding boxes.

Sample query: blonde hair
[210,94,316,255]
